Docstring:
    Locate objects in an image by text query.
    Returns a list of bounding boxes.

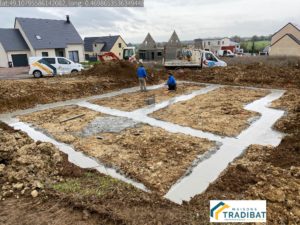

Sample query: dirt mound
[0,122,63,200]
[0,62,163,114]
[0,123,201,225]
[81,61,162,84]
[177,64,300,89]
[268,89,300,169]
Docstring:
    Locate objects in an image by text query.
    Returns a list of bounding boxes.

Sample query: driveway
[0,67,31,80]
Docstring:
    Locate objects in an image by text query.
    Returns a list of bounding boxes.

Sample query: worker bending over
[137,63,147,92]
[167,72,177,91]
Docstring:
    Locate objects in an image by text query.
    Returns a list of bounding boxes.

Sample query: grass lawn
[241,40,270,52]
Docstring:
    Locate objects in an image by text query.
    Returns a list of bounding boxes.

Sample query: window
[222,41,224,44]
[42,52,48,57]
[205,53,218,62]
[118,43,122,48]
[58,58,71,64]
[68,51,79,63]
[123,49,134,58]
[157,52,162,56]
[218,41,220,45]
[95,44,97,47]
[35,35,42,40]
[43,58,56,64]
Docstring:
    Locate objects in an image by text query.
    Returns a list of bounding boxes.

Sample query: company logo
[210,200,266,223]
[210,201,230,220]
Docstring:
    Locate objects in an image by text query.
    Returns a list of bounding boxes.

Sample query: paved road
[0,67,32,80]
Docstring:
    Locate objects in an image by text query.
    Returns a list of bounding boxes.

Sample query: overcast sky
[0,0,300,43]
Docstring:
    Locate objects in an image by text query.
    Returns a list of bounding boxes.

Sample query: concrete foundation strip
[0,82,286,204]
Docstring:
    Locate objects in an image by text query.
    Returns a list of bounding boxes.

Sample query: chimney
[66,15,70,23]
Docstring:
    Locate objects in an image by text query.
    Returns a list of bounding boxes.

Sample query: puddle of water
[8,120,149,192]
[164,90,285,204]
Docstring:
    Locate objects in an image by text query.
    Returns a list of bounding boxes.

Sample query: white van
[29,57,84,78]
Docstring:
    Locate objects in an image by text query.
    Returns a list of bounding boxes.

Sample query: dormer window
[36,35,42,40]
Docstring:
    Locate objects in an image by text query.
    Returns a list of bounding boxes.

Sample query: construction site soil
[176,63,300,89]
[20,105,215,194]
[151,86,269,136]
[91,83,204,111]
[0,62,163,114]
[0,62,300,224]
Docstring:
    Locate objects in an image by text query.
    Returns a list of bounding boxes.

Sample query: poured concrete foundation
[0,82,285,204]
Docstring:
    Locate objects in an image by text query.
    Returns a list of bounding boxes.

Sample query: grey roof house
[0,28,30,67]
[0,15,84,68]
[84,35,128,60]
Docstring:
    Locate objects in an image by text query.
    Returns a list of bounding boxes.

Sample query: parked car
[217,49,235,57]
[29,57,84,78]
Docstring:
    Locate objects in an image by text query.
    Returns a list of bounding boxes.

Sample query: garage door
[11,54,28,67]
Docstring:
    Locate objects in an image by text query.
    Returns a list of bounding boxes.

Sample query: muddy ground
[176,63,300,89]
[151,86,269,136]
[0,121,207,225]
[0,62,300,224]
[20,106,215,194]
[20,105,102,144]
[188,88,300,224]
[74,125,214,194]
[91,83,204,111]
[0,61,164,114]
[1,61,299,114]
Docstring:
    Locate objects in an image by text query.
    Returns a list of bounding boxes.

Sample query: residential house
[138,33,164,62]
[270,23,300,57]
[200,37,240,53]
[0,16,84,68]
[0,29,30,67]
[84,35,127,60]
[165,31,182,60]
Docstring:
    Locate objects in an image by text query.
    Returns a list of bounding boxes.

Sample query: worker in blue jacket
[137,63,147,92]
[167,72,177,91]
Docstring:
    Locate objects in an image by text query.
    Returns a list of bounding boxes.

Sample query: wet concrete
[132,84,221,115]
[78,84,225,143]
[0,84,165,121]
[81,116,141,137]
[6,119,149,192]
[0,82,286,204]
[164,89,285,204]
